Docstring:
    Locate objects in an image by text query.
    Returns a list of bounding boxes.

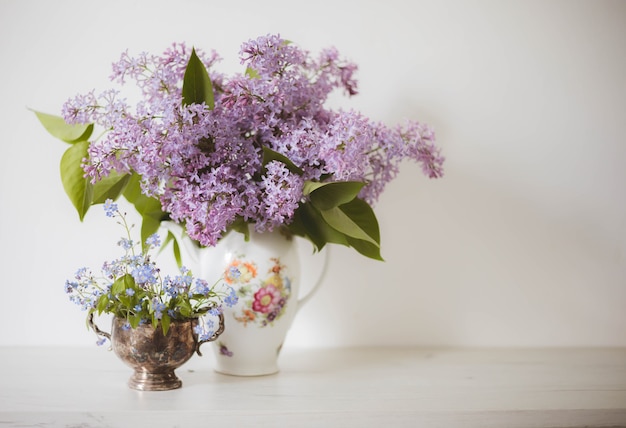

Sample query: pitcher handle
[88,312,111,340]
[296,245,330,311]
[195,305,226,356]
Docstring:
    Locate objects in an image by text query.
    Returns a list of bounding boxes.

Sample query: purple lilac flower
[399,121,445,179]
[67,35,443,248]
[62,90,98,125]
[256,161,304,232]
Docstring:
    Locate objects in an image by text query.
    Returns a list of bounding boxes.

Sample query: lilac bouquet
[65,200,237,340]
[36,34,444,260]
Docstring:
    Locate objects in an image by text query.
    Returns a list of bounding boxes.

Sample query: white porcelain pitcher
[164,223,328,376]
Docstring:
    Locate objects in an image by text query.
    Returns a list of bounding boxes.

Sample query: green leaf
[261,146,303,175]
[320,199,380,248]
[227,216,250,241]
[33,110,94,143]
[96,294,110,314]
[111,274,135,300]
[305,181,365,211]
[122,174,168,250]
[346,236,384,261]
[292,203,349,250]
[285,205,308,238]
[122,174,164,218]
[111,276,126,295]
[60,141,93,220]
[123,273,135,289]
[92,172,131,204]
[160,313,171,336]
[178,300,192,318]
[245,67,260,79]
[162,231,183,267]
[140,214,162,252]
[337,197,381,244]
[302,181,327,195]
[117,294,132,308]
[182,48,214,109]
[292,197,383,261]
[129,314,141,329]
[172,238,182,267]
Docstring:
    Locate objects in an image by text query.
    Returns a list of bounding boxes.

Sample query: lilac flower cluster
[62,34,444,247]
[65,201,237,342]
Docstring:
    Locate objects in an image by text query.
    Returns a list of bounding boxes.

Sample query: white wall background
[0,0,624,348]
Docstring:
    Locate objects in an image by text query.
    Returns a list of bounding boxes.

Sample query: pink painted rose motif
[228,257,291,327]
[252,284,281,314]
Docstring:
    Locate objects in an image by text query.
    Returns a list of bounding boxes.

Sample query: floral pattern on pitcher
[225,257,291,327]
[218,342,233,357]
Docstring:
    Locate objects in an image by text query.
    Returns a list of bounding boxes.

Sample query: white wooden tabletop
[1,346,625,427]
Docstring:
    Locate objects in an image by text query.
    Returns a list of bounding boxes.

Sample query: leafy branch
[33,46,383,261]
